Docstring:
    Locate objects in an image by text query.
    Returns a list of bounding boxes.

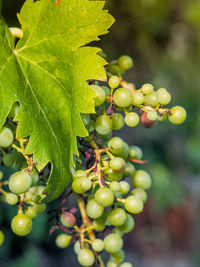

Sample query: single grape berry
[108,137,125,155]
[109,208,127,226]
[95,187,114,207]
[0,127,14,148]
[125,112,140,127]
[119,181,130,195]
[25,206,37,219]
[55,234,72,248]
[112,113,125,130]
[72,177,91,194]
[123,163,136,177]
[124,196,143,214]
[6,193,18,205]
[86,199,104,219]
[141,112,156,128]
[144,92,159,107]
[104,167,123,182]
[110,250,125,263]
[129,146,143,160]
[147,110,158,121]
[108,76,120,88]
[0,231,4,246]
[113,88,133,108]
[107,261,118,267]
[92,239,104,252]
[78,249,95,267]
[168,106,187,125]
[73,170,87,179]
[33,203,46,213]
[60,212,76,228]
[102,86,111,96]
[110,157,125,172]
[141,83,154,95]
[131,188,147,203]
[9,171,32,194]
[11,214,32,236]
[91,85,106,106]
[95,115,113,135]
[110,181,121,192]
[119,262,133,267]
[132,91,144,105]
[157,89,171,105]
[104,233,123,253]
[30,170,39,186]
[132,170,152,190]
[118,55,133,70]
[116,214,135,234]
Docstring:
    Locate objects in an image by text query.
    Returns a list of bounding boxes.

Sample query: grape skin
[91,85,106,106]
[95,187,114,207]
[118,55,133,70]
[6,193,18,205]
[112,113,125,130]
[9,171,32,194]
[125,112,140,127]
[55,234,72,248]
[11,214,32,236]
[92,239,104,252]
[78,249,95,267]
[95,115,113,135]
[124,196,143,214]
[104,233,123,253]
[168,106,187,125]
[132,170,152,190]
[113,88,133,108]
[0,127,14,148]
[109,208,127,226]
[86,199,104,219]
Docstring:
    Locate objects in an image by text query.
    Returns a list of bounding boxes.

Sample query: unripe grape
[0,231,4,246]
[120,142,130,159]
[60,212,76,228]
[95,115,112,135]
[119,262,133,267]
[102,86,111,96]
[123,163,136,177]
[74,241,81,255]
[8,102,20,118]
[124,196,143,214]
[118,55,133,70]
[110,157,125,172]
[141,112,156,128]
[9,171,32,194]
[132,91,144,105]
[112,113,125,130]
[168,106,187,125]
[130,188,147,203]
[72,177,91,194]
[33,203,46,213]
[147,110,158,121]
[108,137,125,156]
[110,250,125,263]
[91,85,106,106]
[141,83,154,95]
[125,112,140,127]
[109,208,127,226]
[113,88,133,108]
[25,206,37,218]
[132,170,152,190]
[110,181,121,192]
[0,127,14,147]
[73,170,87,179]
[78,249,95,267]
[95,187,114,207]
[116,214,135,234]
[11,214,32,236]
[6,193,18,205]
[30,170,39,186]
[157,90,171,105]
[55,234,72,248]
[93,218,106,232]
[104,233,123,253]
[119,181,130,195]
[92,239,104,252]
[129,146,143,160]
[86,199,104,219]
[107,261,118,267]
[144,92,159,107]
[108,76,120,88]
[104,168,123,182]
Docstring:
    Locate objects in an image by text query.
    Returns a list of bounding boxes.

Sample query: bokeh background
[1,0,200,266]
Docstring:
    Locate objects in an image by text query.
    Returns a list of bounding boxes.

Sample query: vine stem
[9,27,23,39]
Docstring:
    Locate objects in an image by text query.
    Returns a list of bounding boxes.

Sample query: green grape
[11,214,32,236]
[118,55,133,70]
[60,212,76,228]
[0,171,3,180]
[35,185,45,196]
[0,231,4,246]
[123,163,136,177]
[168,106,187,125]
[157,90,171,105]
[147,110,158,121]
[92,239,104,252]
[104,167,123,182]
[6,193,18,205]
[157,112,167,122]
[102,86,111,96]
[129,146,143,160]
[78,249,95,267]
[112,113,125,130]
[113,88,133,108]
[74,241,81,255]
[125,112,140,127]
[86,199,104,219]
[144,92,159,107]
[119,181,130,195]
[32,195,41,203]
[25,206,37,218]
[9,171,32,194]
[132,170,152,190]
[72,177,91,194]
[81,114,91,127]
[116,214,135,234]
[95,187,114,207]
[110,181,121,192]
[91,85,106,106]
[2,154,15,168]
[120,142,130,159]
[130,188,147,203]
[8,102,20,118]
[104,233,123,253]
[73,170,87,179]
[95,115,112,135]
[110,157,125,172]
[141,83,154,95]
[108,76,120,88]
[110,250,125,263]
[132,91,144,105]
[107,261,118,267]
[33,203,46,213]
[124,196,143,214]
[108,64,124,75]
[109,208,127,226]
[25,191,34,201]
[108,137,125,156]
[30,170,39,186]
[56,234,72,249]
[119,262,133,267]
[0,127,14,147]
[93,218,106,232]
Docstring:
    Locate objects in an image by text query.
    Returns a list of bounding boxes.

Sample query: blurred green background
[1,0,200,266]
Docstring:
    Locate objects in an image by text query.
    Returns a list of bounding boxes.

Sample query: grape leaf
[0,0,114,202]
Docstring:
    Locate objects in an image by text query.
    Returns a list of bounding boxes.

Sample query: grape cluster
[0,55,186,267]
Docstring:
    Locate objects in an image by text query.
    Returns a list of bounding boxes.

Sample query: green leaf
[0,0,114,202]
